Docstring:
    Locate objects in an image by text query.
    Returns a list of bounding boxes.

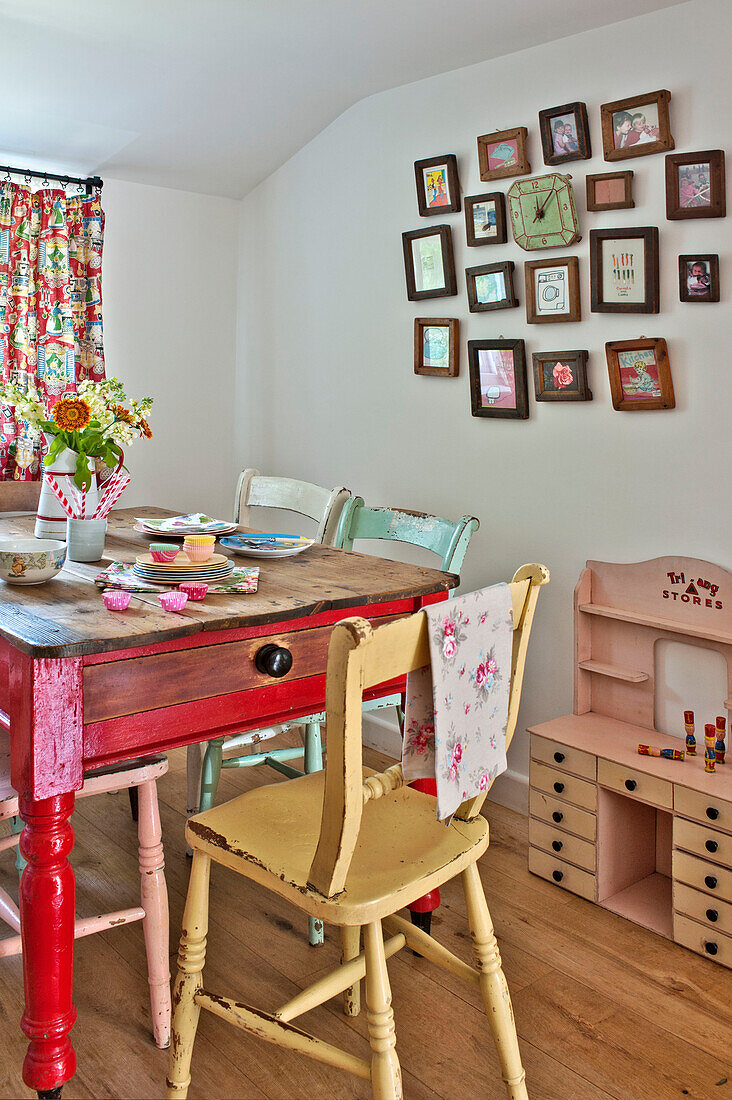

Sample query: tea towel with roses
[402,583,513,822]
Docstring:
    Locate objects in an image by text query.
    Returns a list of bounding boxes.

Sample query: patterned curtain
[0,182,105,480]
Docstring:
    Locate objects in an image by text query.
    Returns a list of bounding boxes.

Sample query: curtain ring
[42,175,49,187]
[3,170,11,183]
[24,173,31,184]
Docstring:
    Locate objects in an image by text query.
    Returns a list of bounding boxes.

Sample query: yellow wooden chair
[167,564,548,1100]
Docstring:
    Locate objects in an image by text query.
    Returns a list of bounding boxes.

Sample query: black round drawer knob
[706,840,719,854]
[705,875,718,890]
[551,840,563,852]
[255,643,293,678]
[706,807,719,820]
[552,811,563,823]
[706,908,719,923]
[553,751,565,763]
[553,782,565,794]
[624,779,637,792]
[552,869,563,882]
[704,941,718,956]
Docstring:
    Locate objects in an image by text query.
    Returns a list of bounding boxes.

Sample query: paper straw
[95,468,129,515]
[46,474,79,518]
[94,473,131,519]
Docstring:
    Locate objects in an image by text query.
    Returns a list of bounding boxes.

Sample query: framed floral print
[402,225,457,301]
[605,337,675,411]
[464,192,507,246]
[468,339,529,420]
[539,102,591,165]
[678,254,720,303]
[414,154,461,216]
[532,350,591,401]
[524,256,580,323]
[414,318,459,376]
[589,227,659,313]
[465,261,518,313]
[586,171,635,212]
[600,89,674,161]
[477,127,530,182]
[665,150,726,220]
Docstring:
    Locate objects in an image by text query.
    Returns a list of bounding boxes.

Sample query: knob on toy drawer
[255,643,293,678]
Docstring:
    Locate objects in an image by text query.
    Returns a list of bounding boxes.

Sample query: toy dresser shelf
[578,602,732,647]
[602,872,673,940]
[577,660,648,683]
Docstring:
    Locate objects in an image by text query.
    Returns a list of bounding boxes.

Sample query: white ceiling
[0,0,687,199]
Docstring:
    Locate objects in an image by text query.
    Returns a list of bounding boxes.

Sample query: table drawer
[674,882,732,938]
[528,818,596,872]
[674,786,732,834]
[673,849,732,902]
[674,817,732,868]
[528,846,596,901]
[597,759,672,810]
[674,912,732,969]
[528,788,596,842]
[530,735,596,781]
[529,761,597,811]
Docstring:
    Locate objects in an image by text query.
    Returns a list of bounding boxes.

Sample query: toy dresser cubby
[528,557,732,968]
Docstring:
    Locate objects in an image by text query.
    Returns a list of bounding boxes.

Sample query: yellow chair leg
[341,925,361,1017]
[364,921,402,1100]
[167,851,211,1100]
[461,861,528,1100]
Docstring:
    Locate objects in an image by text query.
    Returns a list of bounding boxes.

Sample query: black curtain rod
[0,163,103,192]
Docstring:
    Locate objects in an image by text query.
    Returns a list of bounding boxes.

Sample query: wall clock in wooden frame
[524,256,581,324]
[477,127,530,182]
[468,339,529,420]
[538,101,591,166]
[665,150,726,220]
[600,89,674,161]
[414,154,461,216]
[414,318,460,377]
[401,225,457,301]
[466,261,518,313]
[464,192,507,246]
[586,171,635,212]
[589,227,659,314]
[532,350,591,402]
[507,173,580,251]
[605,337,675,411]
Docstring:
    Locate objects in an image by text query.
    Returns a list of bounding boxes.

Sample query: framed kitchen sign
[532,350,591,401]
[468,339,529,420]
[605,337,675,411]
[586,171,635,212]
[466,261,518,312]
[665,150,726,220]
[477,127,530,182]
[402,225,457,301]
[414,154,461,216]
[600,89,674,161]
[539,101,591,165]
[524,256,580,323]
[414,318,459,376]
[589,226,659,313]
[464,192,507,246]
[678,254,720,303]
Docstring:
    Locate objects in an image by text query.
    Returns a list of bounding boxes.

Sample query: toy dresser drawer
[673,849,732,902]
[674,882,732,938]
[528,818,596,872]
[528,788,596,842]
[597,759,672,810]
[674,786,732,834]
[530,735,596,781]
[674,817,732,868]
[528,846,595,901]
[530,761,597,811]
[674,912,732,969]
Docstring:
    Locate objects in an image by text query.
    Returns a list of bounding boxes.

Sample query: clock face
[507,174,580,250]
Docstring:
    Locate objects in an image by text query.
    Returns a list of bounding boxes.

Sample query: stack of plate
[133,552,235,584]
[135,514,238,538]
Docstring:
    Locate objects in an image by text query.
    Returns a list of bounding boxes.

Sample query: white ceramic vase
[35,433,99,540]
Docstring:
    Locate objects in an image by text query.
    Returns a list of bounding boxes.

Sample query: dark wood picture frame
[524,256,581,324]
[466,261,518,313]
[414,154,461,217]
[532,350,591,402]
[589,227,659,314]
[539,101,591,166]
[665,150,726,220]
[413,318,460,377]
[477,127,530,182]
[678,254,720,303]
[468,339,529,420]
[402,225,457,301]
[605,337,675,411]
[464,192,507,246]
[600,89,674,161]
[586,171,635,212]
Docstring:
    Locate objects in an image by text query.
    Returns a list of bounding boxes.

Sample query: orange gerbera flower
[139,418,153,439]
[52,396,91,432]
[111,402,135,425]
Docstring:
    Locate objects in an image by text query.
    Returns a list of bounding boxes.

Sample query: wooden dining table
[0,505,456,1098]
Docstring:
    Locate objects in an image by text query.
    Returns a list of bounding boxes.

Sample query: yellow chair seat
[186,769,488,925]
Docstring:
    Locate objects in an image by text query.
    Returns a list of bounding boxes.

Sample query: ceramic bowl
[103,589,132,612]
[0,538,66,585]
[159,590,189,613]
[150,543,180,563]
[179,581,208,601]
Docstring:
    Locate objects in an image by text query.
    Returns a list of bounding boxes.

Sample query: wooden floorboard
[0,738,729,1099]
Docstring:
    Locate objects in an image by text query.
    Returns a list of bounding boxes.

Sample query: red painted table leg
[408,777,440,934]
[19,792,77,1097]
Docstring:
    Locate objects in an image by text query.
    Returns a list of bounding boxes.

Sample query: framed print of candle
[414,154,461,216]
[590,227,659,313]
[605,338,675,411]
[532,350,591,401]
[466,261,517,313]
[524,256,580,324]
[679,255,720,303]
[414,318,459,377]
[468,339,528,420]
[600,89,674,161]
[539,102,591,166]
[464,192,507,246]
[477,127,530,182]
[402,225,457,301]
[665,150,726,220]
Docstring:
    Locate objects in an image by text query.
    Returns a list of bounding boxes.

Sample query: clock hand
[533,190,555,221]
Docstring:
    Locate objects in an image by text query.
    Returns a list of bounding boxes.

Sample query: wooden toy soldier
[684,710,696,756]
[715,716,726,764]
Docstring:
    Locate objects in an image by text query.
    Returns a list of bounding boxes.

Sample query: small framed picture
[532,350,591,402]
[600,89,674,161]
[524,256,580,324]
[464,192,507,246]
[466,261,518,313]
[586,171,635,212]
[605,338,675,411]
[589,227,659,313]
[539,102,591,165]
[414,318,460,376]
[665,150,726,220]
[477,127,530,182]
[402,225,457,301]
[678,255,720,303]
[414,155,461,216]
[468,339,528,420]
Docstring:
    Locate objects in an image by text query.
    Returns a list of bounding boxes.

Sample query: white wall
[234,0,732,807]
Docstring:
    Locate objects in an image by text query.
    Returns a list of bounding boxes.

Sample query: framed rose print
[414,318,459,377]
[402,225,457,301]
[414,154,461,216]
[605,337,675,411]
[678,254,720,303]
[477,127,530,182]
[532,350,591,401]
[539,102,591,165]
[589,227,659,313]
[468,339,528,420]
[665,150,726,220]
[586,171,635,212]
[600,89,673,161]
[466,261,517,313]
[524,256,580,324]
[464,192,507,246]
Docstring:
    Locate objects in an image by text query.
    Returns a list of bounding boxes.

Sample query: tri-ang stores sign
[663,569,723,610]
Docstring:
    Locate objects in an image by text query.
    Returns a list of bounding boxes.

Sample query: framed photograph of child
[678,255,720,303]
[464,192,507,246]
[586,171,635,212]
[466,261,518,313]
[414,155,461,216]
[402,225,457,301]
[605,337,675,411]
[665,150,726,220]
[600,89,674,161]
[414,318,460,377]
[477,127,530,182]
[589,227,659,313]
[524,256,581,324]
[538,102,591,165]
[468,339,528,419]
[532,350,591,401]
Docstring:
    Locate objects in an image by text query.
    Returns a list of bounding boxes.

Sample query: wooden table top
[0,507,458,658]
